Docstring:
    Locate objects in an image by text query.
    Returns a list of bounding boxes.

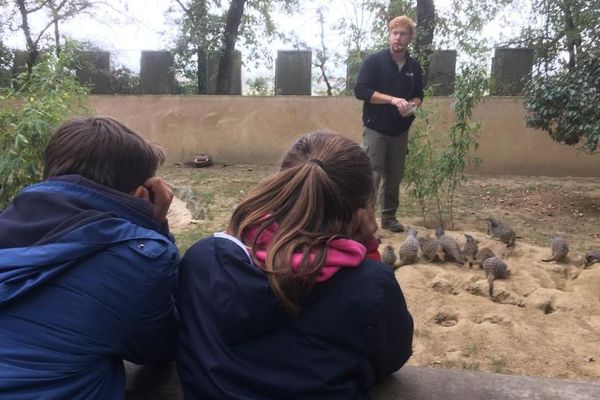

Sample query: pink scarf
[243,223,368,282]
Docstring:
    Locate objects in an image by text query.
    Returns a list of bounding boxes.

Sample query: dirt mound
[380,228,600,379]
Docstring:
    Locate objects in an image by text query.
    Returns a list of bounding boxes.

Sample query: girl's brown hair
[228,131,374,314]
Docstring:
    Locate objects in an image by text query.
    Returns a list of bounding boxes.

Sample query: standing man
[355,16,424,232]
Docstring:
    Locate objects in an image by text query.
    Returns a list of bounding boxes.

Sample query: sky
[3,0,518,88]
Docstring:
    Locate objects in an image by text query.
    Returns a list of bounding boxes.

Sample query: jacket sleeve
[366,268,414,381]
[120,246,180,365]
[354,56,376,102]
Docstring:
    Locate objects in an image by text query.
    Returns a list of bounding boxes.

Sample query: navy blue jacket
[354,49,424,136]
[177,233,413,400]
[0,176,179,400]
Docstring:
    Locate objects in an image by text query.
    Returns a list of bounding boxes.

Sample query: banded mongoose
[417,235,445,262]
[541,234,569,262]
[435,227,466,265]
[381,245,397,268]
[463,234,479,267]
[584,249,600,268]
[475,247,496,269]
[482,256,510,297]
[398,229,419,267]
[486,217,516,247]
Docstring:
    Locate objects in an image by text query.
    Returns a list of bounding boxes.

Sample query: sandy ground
[379,226,600,380]
[163,164,600,380]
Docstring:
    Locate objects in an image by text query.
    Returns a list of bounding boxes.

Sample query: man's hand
[391,96,408,111]
[143,177,173,223]
[392,98,415,116]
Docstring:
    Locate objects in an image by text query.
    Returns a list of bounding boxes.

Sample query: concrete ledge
[370,366,600,400]
[125,362,600,399]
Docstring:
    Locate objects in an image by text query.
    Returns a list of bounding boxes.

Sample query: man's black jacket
[355,49,424,136]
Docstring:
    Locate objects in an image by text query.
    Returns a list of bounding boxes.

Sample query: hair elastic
[309,159,324,169]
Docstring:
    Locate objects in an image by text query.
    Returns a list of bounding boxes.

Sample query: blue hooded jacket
[177,233,413,400]
[0,176,179,400]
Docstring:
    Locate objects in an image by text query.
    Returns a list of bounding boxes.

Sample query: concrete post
[275,50,312,95]
[428,50,457,96]
[490,48,534,96]
[75,51,111,94]
[207,50,242,95]
[140,51,175,94]
[345,50,368,93]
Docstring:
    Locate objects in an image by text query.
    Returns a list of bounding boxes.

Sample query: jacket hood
[204,232,371,345]
[208,233,288,344]
[0,175,171,306]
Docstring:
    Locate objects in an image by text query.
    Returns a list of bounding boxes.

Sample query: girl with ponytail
[177,131,413,400]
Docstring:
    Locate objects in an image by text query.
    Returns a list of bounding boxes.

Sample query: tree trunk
[216,0,246,94]
[51,4,61,56]
[559,1,580,71]
[53,20,60,55]
[16,0,38,73]
[415,0,436,86]
[196,47,207,94]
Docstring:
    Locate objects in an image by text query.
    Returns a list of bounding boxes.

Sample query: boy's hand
[143,177,173,223]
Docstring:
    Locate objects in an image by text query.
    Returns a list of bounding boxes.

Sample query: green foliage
[110,66,140,94]
[168,0,299,94]
[0,39,11,89]
[405,73,486,229]
[403,91,443,226]
[245,76,273,96]
[523,50,600,154]
[0,48,90,208]
[0,8,12,89]
[510,0,599,74]
[435,65,485,228]
[168,0,223,93]
[516,0,600,153]
[67,39,140,94]
[403,0,494,229]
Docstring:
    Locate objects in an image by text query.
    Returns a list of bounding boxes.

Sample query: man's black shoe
[381,219,404,232]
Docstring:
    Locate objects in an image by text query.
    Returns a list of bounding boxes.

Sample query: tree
[510,0,598,74]
[7,0,125,74]
[216,0,246,94]
[313,6,336,96]
[0,5,12,88]
[523,48,600,153]
[513,0,600,152]
[0,46,90,207]
[169,0,222,94]
[403,0,514,228]
[216,0,299,94]
[414,0,435,82]
[13,0,92,72]
[168,0,298,95]
[334,0,436,92]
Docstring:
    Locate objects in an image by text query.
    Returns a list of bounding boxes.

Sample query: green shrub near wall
[0,48,90,208]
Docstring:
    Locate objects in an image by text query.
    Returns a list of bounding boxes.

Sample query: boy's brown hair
[43,116,164,193]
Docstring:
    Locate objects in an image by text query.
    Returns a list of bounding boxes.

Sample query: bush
[523,50,600,154]
[0,48,90,208]
[404,65,486,229]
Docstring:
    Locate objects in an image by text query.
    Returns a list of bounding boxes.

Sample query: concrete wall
[91,95,600,177]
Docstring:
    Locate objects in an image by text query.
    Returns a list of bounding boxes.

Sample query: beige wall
[91,95,600,177]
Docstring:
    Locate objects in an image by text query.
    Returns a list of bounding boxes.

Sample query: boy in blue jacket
[0,116,179,399]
